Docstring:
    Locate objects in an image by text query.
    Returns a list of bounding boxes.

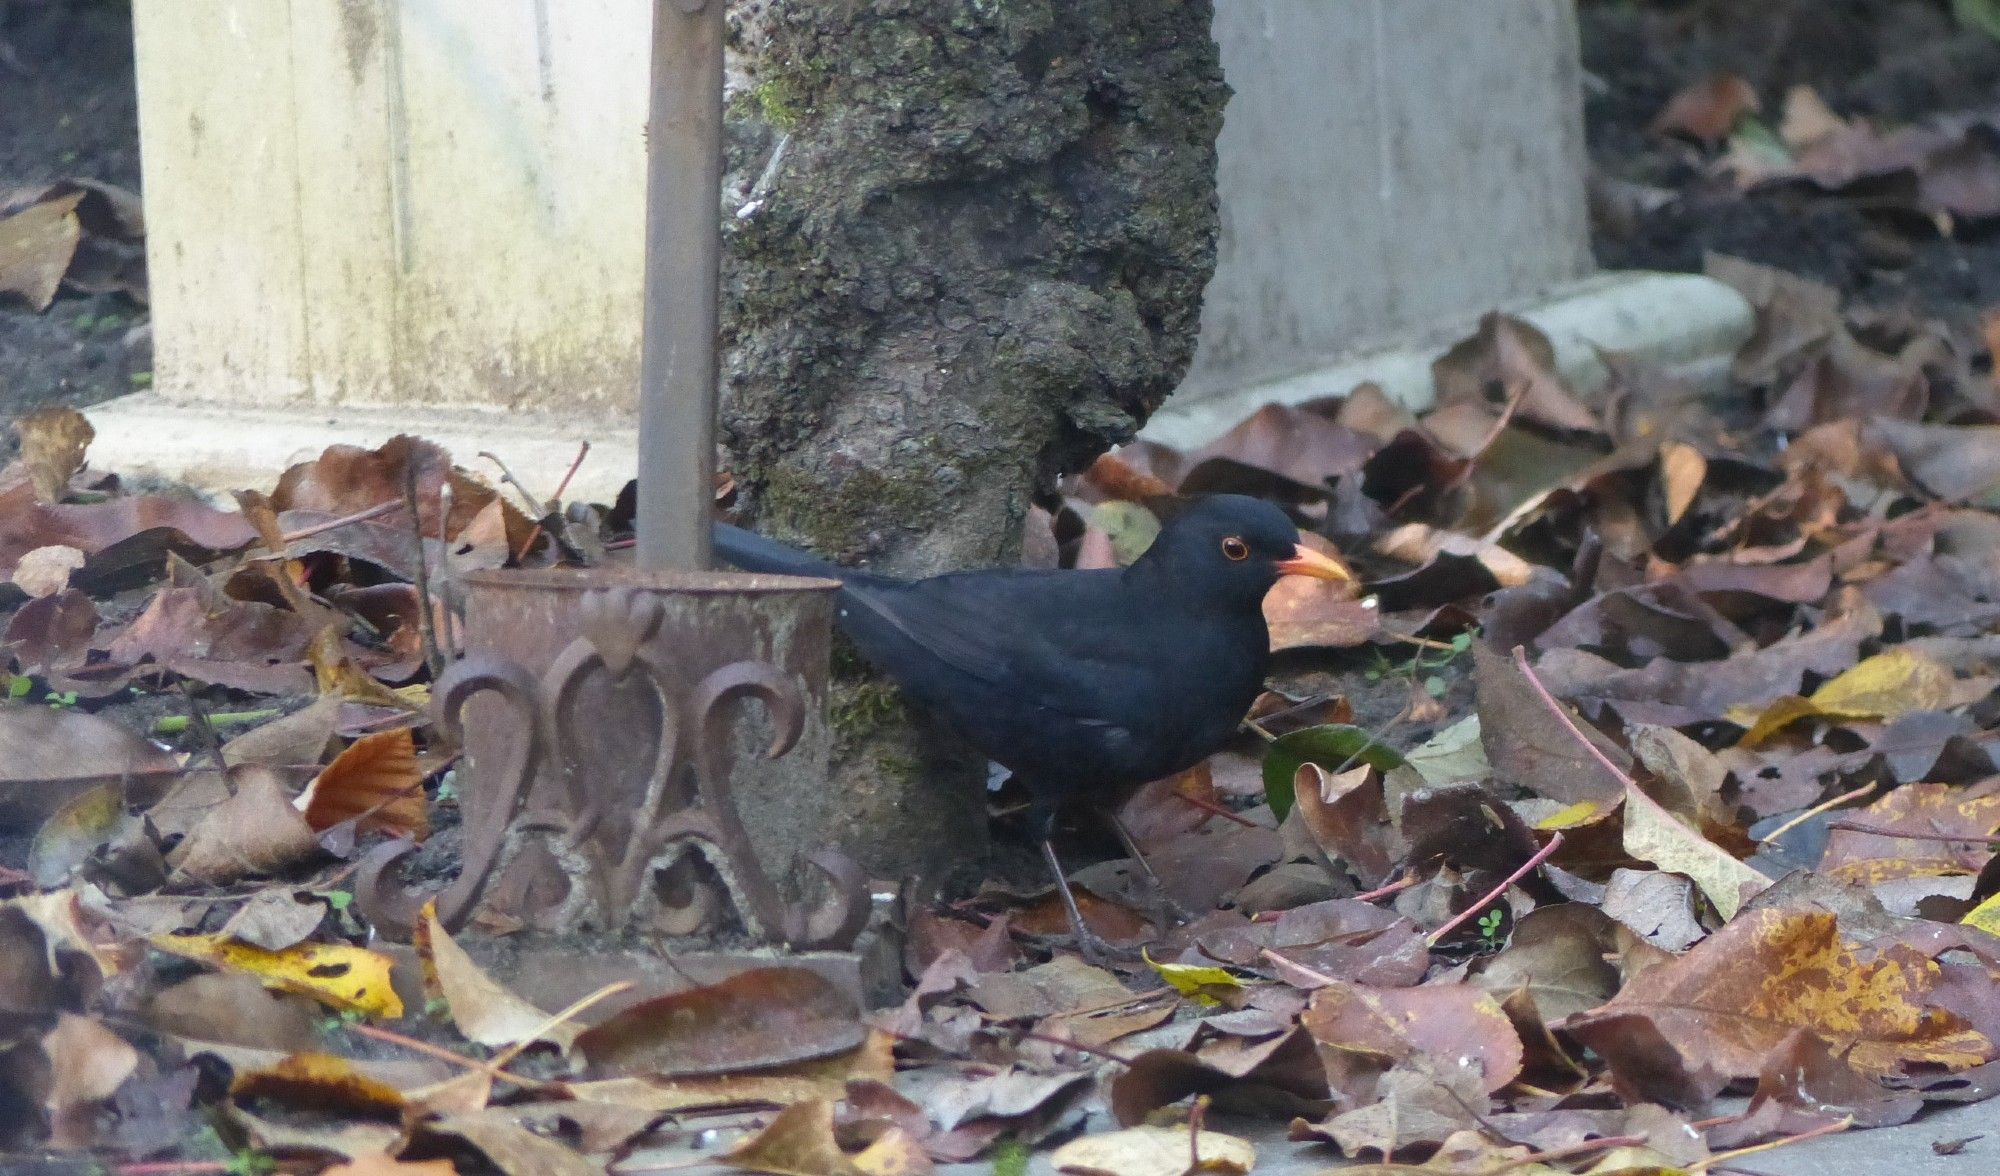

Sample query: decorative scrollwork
[355,586,868,950]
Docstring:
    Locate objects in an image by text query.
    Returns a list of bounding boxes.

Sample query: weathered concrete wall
[1176,0,1593,403]
[131,0,650,414]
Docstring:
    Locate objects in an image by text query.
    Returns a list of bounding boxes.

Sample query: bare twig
[1758,782,1877,844]
[1425,832,1564,946]
[1509,645,1637,789]
[1353,873,1421,902]
[402,462,446,681]
[1824,822,2000,844]
[1691,1115,1852,1173]
[277,499,402,545]
[513,440,592,563]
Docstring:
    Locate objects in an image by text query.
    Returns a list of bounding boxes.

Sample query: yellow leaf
[1660,442,1706,525]
[1812,649,1955,717]
[1621,785,1768,921]
[1731,649,1959,746]
[1051,1125,1256,1175]
[154,933,404,1019]
[1965,891,2000,939]
[1535,800,1606,830]
[1143,949,1243,1007]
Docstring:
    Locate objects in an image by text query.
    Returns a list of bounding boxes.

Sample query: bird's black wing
[838,570,1156,735]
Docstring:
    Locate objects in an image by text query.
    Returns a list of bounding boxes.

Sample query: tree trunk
[720,0,1227,882]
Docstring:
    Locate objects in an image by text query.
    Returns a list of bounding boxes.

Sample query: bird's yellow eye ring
[1221,536,1250,561]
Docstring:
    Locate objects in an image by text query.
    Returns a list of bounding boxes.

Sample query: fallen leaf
[721,1098,872,1176]
[1145,951,1244,1008]
[42,1012,139,1149]
[1731,648,1962,746]
[0,191,84,310]
[575,965,864,1077]
[167,766,321,885]
[12,544,85,598]
[1621,782,1769,920]
[1820,783,2000,885]
[321,1156,457,1176]
[412,1108,601,1176]
[1261,725,1406,821]
[228,1052,405,1118]
[219,891,327,953]
[295,728,426,839]
[1660,442,1707,524]
[1050,1124,1255,1175]
[0,707,179,828]
[15,407,94,504]
[414,901,577,1051]
[154,934,404,1019]
[1302,980,1523,1096]
[1564,909,1991,1079]
[1652,73,1760,144]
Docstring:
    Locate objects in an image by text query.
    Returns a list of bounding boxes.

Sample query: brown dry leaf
[101,583,320,696]
[144,972,322,1054]
[414,901,577,1051]
[222,697,344,770]
[228,1052,406,1118]
[1300,1054,1487,1159]
[42,1012,139,1149]
[1819,783,2000,885]
[1302,980,1523,1096]
[1475,644,1630,808]
[0,190,84,310]
[1473,904,1620,1023]
[720,1098,872,1176]
[1652,73,1760,144]
[218,891,327,953]
[1291,763,1397,886]
[0,492,259,583]
[12,544,86,597]
[15,407,94,504]
[565,1031,893,1114]
[321,1156,457,1176]
[1115,764,1225,854]
[1374,523,1533,588]
[575,965,864,1077]
[167,765,320,886]
[413,1109,600,1176]
[1432,313,1601,434]
[1050,1124,1256,1175]
[1563,909,1991,1079]
[0,706,180,828]
[272,435,509,542]
[310,625,421,710]
[295,728,426,839]
[154,933,404,1019]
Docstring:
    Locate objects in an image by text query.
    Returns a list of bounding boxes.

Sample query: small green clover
[6,675,31,701]
[1477,908,1506,944]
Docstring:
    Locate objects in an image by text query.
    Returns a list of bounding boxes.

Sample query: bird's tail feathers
[712,522,845,580]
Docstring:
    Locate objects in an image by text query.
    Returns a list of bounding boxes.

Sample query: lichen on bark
[719,0,1227,881]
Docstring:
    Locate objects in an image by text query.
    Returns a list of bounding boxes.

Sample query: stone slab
[1143,270,1756,450]
[82,394,635,505]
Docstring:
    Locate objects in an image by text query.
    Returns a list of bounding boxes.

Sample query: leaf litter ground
[19,6,2000,1174]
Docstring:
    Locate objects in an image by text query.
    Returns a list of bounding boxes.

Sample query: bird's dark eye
[1221,536,1250,561]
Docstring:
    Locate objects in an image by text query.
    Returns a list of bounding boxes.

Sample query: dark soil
[0,0,149,421]
[1584,0,2000,329]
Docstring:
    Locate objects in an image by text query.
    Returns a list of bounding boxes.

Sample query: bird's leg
[1100,808,1197,927]
[1040,838,1117,967]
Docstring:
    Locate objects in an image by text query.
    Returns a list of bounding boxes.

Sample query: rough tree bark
[719,0,1227,882]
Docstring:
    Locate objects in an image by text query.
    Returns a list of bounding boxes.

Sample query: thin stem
[1259,947,1341,987]
[512,440,592,562]
[1824,822,2000,844]
[1509,645,1637,789]
[1353,873,1421,902]
[153,708,280,736]
[1692,1115,1852,1172]
[1425,832,1564,946]
[277,499,402,545]
[1758,782,1876,844]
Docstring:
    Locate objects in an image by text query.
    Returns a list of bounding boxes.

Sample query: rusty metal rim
[459,567,840,596]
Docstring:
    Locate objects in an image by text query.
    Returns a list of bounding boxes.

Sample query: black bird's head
[1133,494,1352,609]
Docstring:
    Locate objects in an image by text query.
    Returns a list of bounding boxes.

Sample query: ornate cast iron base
[357,577,867,952]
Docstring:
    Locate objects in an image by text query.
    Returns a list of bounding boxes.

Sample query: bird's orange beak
[1275,543,1354,583]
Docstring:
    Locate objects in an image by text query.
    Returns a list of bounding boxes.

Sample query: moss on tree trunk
[720,0,1227,883]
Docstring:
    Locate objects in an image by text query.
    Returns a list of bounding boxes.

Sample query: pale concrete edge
[81,396,639,506]
[1140,270,1756,451]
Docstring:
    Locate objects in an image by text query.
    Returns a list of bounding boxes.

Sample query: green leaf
[1958,0,2000,41]
[7,675,30,700]
[1089,500,1162,565]
[1262,724,1407,820]
[1424,674,1448,698]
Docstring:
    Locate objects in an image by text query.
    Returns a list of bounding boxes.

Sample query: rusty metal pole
[635,0,723,572]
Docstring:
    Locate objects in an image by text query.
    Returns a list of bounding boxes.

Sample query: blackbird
[713,494,1352,954]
